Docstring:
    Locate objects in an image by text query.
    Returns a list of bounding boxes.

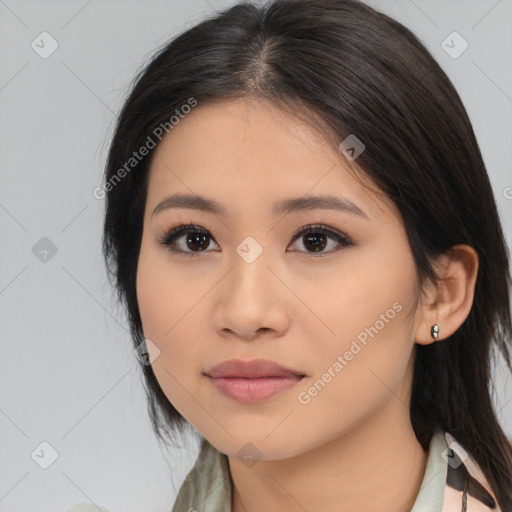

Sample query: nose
[211,245,291,342]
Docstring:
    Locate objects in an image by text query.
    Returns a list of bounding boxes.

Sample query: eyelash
[156,223,353,258]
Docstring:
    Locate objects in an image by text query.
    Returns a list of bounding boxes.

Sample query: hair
[101,0,512,507]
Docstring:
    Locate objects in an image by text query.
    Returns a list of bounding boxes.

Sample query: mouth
[204,358,306,402]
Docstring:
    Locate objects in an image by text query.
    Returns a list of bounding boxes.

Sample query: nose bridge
[229,233,273,301]
[212,233,289,339]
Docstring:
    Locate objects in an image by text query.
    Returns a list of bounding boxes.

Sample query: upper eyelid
[163,223,347,238]
[292,224,350,238]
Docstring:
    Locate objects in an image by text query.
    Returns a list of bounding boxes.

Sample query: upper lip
[205,358,305,378]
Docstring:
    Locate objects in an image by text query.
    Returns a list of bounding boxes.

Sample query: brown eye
[301,232,328,252]
[184,231,210,251]
[158,224,220,254]
[288,224,352,256]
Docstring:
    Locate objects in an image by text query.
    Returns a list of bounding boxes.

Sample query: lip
[204,358,306,403]
[205,358,305,378]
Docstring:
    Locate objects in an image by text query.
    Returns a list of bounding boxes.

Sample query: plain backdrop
[0,1,511,511]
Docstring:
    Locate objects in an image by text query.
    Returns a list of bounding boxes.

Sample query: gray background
[0,0,511,511]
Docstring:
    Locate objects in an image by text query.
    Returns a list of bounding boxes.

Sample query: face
[136,97,423,460]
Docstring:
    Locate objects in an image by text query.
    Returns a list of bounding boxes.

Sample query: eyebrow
[151,193,369,219]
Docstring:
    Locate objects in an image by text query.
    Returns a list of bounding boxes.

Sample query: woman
[85,0,512,510]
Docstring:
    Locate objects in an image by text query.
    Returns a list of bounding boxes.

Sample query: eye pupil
[186,232,209,251]
[304,233,327,252]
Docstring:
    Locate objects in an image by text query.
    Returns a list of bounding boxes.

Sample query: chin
[204,431,309,462]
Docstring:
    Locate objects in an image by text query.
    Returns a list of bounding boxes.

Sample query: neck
[228,399,429,512]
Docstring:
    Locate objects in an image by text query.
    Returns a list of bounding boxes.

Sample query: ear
[415,244,479,346]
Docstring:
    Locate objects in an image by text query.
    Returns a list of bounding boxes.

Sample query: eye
[157,224,220,256]
[287,224,353,257]
[156,223,353,256]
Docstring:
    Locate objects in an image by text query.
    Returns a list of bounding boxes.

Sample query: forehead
[146,98,397,222]
[151,97,337,169]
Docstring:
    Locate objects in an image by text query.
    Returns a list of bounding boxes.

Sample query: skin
[136,97,479,512]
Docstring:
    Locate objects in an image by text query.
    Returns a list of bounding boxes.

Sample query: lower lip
[207,375,304,402]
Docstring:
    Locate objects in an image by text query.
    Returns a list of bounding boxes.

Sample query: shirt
[64,427,502,512]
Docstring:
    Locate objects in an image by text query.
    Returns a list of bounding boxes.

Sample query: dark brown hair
[101,0,512,507]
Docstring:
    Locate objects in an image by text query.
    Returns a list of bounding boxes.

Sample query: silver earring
[431,323,440,340]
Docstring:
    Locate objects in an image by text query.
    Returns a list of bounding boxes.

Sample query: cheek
[136,241,193,338]
[295,297,414,446]
[136,248,189,377]
[309,244,415,345]
[136,249,208,423]
[301,241,417,400]
[136,238,218,349]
